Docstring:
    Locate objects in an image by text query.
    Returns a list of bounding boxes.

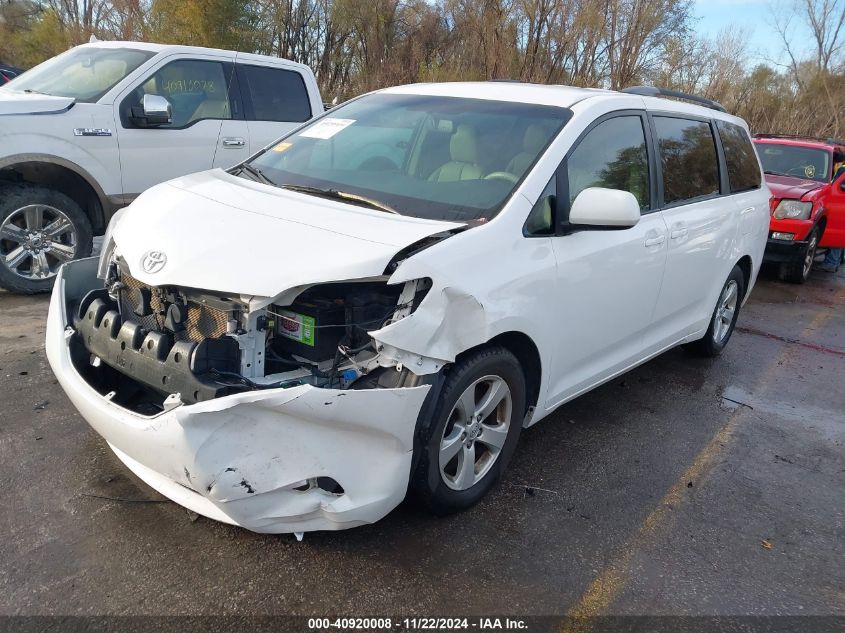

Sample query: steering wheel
[484,171,519,184]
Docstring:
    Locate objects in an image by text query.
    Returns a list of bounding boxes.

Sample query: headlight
[773,199,813,220]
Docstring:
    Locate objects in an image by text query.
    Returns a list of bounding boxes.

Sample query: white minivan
[0,41,323,293]
[46,82,770,535]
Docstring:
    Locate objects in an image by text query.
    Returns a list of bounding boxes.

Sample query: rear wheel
[0,184,93,294]
[780,227,818,284]
[685,265,745,357]
[411,346,525,514]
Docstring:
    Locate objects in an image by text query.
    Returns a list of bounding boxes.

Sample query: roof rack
[621,86,727,113]
[753,133,845,146]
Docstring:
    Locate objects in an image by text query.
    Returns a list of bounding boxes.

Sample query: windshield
[245,93,571,222]
[1,47,155,103]
[756,143,831,183]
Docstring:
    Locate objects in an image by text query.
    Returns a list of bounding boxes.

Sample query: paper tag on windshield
[300,118,355,140]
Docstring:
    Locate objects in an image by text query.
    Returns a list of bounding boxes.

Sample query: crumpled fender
[370,197,556,374]
[371,283,488,367]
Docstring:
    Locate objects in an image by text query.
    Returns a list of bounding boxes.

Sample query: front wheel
[0,183,93,294]
[780,227,819,284]
[410,346,526,515]
[685,265,745,357]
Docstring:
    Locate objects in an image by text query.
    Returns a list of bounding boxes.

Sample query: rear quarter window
[717,121,761,193]
[238,64,311,123]
[654,116,720,206]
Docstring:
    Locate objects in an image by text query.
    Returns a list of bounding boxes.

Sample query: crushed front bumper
[46,258,431,534]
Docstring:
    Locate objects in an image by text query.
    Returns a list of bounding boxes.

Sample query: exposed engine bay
[68,255,431,415]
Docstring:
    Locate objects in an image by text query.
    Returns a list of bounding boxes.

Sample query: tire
[780,227,819,284]
[0,183,93,294]
[410,346,526,515]
[685,265,745,358]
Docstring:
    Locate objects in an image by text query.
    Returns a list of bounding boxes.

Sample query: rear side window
[717,121,761,193]
[238,65,311,122]
[566,115,650,211]
[654,117,719,205]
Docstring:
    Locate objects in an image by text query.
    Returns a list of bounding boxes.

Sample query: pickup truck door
[113,54,236,198]
[234,62,316,152]
[820,173,845,248]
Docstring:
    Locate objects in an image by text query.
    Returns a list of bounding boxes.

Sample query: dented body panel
[47,259,430,533]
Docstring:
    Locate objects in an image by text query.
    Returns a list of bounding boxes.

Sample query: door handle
[645,235,666,247]
[740,206,755,215]
[222,137,245,148]
[670,228,688,239]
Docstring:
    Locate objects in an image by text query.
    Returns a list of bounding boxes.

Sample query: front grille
[118,272,230,343]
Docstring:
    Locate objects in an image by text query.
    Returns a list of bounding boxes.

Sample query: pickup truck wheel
[684,265,745,358]
[0,184,93,294]
[780,227,819,284]
[411,346,525,515]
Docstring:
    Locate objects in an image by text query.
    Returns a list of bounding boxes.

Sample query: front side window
[755,142,831,183]
[239,65,311,122]
[1,47,154,103]
[566,116,650,210]
[654,117,720,205]
[717,121,761,193]
[124,59,232,128]
[245,94,570,222]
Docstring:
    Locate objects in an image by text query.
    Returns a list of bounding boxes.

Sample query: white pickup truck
[0,41,323,293]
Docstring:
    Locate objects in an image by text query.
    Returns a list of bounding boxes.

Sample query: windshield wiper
[235,163,276,186]
[763,170,792,177]
[280,184,399,214]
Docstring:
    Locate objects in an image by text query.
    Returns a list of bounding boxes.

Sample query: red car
[753,134,845,282]
[0,65,23,84]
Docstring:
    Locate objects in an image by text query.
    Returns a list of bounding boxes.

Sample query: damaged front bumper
[46,258,431,534]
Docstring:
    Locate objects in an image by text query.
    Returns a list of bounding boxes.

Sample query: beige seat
[191,98,230,121]
[428,124,483,182]
[506,124,547,176]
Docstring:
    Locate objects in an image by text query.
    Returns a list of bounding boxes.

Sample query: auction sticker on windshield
[300,118,356,139]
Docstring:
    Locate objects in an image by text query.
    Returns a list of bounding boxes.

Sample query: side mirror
[131,94,172,127]
[839,180,845,192]
[569,187,641,229]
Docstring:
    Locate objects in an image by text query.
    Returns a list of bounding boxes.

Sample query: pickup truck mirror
[131,94,172,128]
[569,187,641,229]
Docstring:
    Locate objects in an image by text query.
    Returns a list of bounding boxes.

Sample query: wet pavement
[0,265,843,617]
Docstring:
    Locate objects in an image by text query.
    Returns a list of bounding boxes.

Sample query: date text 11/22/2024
[307,617,529,630]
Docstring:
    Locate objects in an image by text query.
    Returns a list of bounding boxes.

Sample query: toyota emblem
[141,250,167,274]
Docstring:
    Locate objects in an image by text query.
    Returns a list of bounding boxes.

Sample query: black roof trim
[621,86,727,113]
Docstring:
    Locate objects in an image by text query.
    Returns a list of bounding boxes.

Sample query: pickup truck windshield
[245,93,571,222]
[2,47,155,103]
[757,143,831,183]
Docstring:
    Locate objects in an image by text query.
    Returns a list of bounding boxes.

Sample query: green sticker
[278,310,316,347]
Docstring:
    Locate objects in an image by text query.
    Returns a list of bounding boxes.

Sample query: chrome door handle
[222,137,245,148]
[645,235,666,247]
[670,228,688,239]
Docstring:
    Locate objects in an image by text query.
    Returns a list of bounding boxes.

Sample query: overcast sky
[693,0,813,67]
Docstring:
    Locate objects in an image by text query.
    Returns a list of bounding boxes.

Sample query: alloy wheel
[439,375,513,491]
[803,233,818,279]
[713,279,739,344]
[0,204,78,280]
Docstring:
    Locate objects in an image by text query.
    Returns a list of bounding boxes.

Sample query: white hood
[0,89,75,115]
[112,169,463,297]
